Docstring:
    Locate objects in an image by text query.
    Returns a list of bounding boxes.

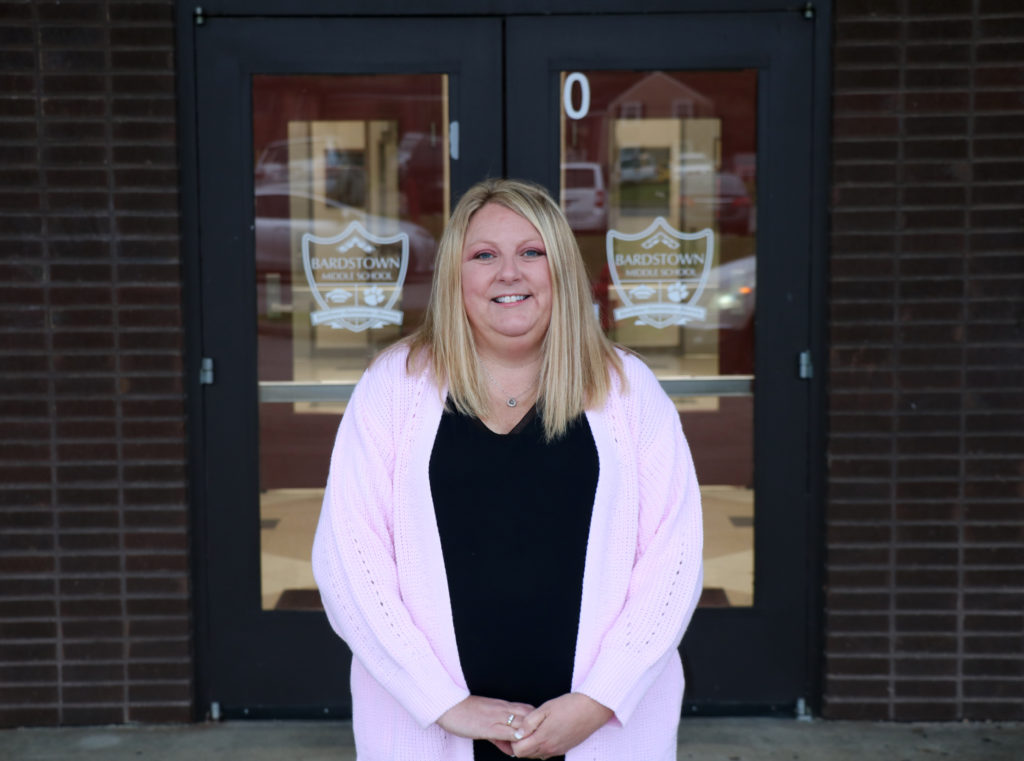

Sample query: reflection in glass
[560,71,757,607]
[253,75,449,610]
[254,70,758,612]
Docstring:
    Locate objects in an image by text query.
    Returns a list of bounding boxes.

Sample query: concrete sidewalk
[1,718,1021,761]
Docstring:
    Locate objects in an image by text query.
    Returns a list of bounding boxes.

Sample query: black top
[429,402,599,761]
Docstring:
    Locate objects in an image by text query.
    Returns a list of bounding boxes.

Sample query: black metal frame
[186,0,818,16]
[176,0,832,719]
[175,0,207,721]
[806,0,832,720]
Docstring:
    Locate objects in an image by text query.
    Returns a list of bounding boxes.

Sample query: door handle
[449,120,459,160]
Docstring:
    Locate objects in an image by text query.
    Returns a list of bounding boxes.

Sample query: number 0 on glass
[563,72,590,120]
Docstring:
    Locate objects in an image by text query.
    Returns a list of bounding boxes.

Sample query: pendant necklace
[480,361,538,408]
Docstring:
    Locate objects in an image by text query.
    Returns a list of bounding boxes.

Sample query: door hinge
[194,6,205,25]
[199,357,214,385]
[798,350,813,379]
[802,2,814,20]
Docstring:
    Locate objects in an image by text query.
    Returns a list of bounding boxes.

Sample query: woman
[312,178,703,760]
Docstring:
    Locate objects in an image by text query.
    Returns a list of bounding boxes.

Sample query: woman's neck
[474,337,544,373]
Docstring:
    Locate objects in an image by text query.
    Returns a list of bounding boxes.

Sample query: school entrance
[179,3,829,718]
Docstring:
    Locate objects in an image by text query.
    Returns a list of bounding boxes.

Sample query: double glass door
[192,12,817,716]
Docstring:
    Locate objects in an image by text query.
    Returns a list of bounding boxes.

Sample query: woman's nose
[497,252,521,281]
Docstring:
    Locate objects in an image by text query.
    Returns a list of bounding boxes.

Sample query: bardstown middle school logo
[302,221,409,332]
[606,217,714,328]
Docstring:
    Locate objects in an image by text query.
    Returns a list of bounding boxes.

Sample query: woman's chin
[476,326,547,354]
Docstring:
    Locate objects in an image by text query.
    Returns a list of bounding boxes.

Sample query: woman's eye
[522,248,545,258]
[473,251,495,260]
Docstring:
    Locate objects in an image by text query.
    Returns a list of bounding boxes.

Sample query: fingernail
[513,729,524,740]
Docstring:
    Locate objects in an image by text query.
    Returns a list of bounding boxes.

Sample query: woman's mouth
[493,295,529,304]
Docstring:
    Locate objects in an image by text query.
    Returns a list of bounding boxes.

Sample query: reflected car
[697,254,755,374]
[562,162,607,232]
[731,152,757,185]
[591,253,755,374]
[679,171,754,236]
[705,255,756,331]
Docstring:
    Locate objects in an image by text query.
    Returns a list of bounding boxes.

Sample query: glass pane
[253,74,449,610]
[560,70,756,607]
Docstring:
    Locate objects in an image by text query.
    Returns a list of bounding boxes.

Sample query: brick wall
[826,0,1024,721]
[0,0,191,726]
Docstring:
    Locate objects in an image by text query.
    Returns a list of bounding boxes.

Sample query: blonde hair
[406,177,624,439]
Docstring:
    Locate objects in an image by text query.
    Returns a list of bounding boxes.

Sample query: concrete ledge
[1,718,1022,761]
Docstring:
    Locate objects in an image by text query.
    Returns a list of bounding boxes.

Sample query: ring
[506,713,515,726]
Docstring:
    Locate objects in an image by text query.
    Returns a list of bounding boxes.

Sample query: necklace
[480,361,539,408]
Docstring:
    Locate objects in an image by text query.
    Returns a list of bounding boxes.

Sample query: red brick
[895,679,958,698]
[128,704,192,723]
[906,19,972,39]
[976,113,1024,134]
[906,45,971,66]
[63,664,125,682]
[893,702,959,721]
[109,3,174,23]
[112,97,177,120]
[822,701,890,720]
[964,658,1024,677]
[963,702,1024,721]
[894,658,958,677]
[907,0,973,13]
[62,707,125,726]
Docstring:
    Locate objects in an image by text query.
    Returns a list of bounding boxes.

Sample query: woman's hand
[510,692,613,759]
[437,695,537,755]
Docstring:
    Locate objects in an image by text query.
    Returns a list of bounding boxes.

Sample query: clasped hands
[437,692,613,759]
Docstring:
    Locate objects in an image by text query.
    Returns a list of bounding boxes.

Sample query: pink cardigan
[312,346,703,760]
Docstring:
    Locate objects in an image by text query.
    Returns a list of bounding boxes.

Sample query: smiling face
[460,203,553,359]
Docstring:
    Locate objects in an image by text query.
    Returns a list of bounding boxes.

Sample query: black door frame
[176,0,832,719]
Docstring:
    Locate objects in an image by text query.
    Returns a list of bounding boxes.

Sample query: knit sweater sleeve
[576,356,704,725]
[311,350,469,728]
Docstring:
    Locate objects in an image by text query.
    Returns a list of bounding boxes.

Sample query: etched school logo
[301,221,409,331]
[606,217,714,328]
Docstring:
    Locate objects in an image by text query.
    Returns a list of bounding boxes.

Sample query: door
[189,10,820,716]
[192,16,503,714]
[506,13,818,710]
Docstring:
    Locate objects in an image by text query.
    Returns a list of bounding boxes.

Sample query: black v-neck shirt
[429,401,599,761]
